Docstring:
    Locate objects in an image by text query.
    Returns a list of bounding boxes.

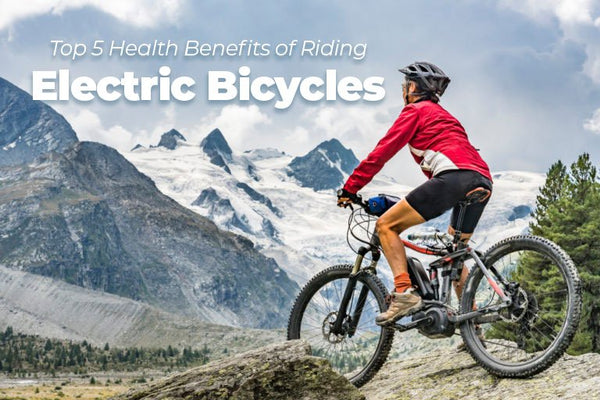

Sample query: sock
[393,272,412,293]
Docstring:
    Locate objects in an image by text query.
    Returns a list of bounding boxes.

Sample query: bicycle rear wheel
[287,265,394,387]
[460,235,581,377]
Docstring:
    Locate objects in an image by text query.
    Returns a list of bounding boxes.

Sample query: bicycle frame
[332,226,512,336]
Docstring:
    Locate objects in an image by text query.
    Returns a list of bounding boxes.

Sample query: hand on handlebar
[336,188,362,209]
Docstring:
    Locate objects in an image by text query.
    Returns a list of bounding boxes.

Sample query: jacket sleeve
[343,105,420,193]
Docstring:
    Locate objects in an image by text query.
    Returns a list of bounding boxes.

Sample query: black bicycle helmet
[399,61,451,97]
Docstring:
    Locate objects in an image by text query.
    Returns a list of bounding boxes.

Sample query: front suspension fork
[331,246,380,336]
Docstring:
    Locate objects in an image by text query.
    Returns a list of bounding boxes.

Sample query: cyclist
[337,61,493,326]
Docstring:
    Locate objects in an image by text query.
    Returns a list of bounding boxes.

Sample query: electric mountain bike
[287,188,582,387]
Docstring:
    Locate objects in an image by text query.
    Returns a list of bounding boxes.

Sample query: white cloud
[584,108,600,134]
[61,108,137,151]
[498,0,596,26]
[498,0,600,81]
[498,1,600,135]
[187,105,272,151]
[58,105,180,152]
[0,0,186,30]
[306,105,398,158]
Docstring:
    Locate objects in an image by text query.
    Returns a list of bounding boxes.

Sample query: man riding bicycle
[337,61,493,326]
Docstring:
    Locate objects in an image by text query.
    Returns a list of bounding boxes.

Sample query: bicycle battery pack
[367,194,401,216]
[407,257,436,300]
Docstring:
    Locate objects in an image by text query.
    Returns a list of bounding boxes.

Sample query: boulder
[114,340,364,400]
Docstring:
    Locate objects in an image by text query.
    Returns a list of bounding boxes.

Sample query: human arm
[343,105,420,194]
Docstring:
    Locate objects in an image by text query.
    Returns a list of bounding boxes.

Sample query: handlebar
[339,195,369,212]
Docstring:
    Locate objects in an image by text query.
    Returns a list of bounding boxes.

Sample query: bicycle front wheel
[460,235,582,377]
[287,265,394,387]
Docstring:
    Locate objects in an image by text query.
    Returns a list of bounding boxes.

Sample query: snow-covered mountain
[126,129,545,286]
[287,138,359,190]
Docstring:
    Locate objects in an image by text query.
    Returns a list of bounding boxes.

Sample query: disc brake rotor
[500,287,530,323]
[322,311,346,343]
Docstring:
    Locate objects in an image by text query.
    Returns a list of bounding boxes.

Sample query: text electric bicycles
[287,189,582,387]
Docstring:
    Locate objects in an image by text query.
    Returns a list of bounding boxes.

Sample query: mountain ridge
[0,78,77,167]
[287,138,360,191]
[0,76,298,330]
[153,128,186,150]
[200,128,233,173]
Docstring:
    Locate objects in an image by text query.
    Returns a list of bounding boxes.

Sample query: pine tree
[530,160,568,230]
[514,153,600,354]
[4,327,13,339]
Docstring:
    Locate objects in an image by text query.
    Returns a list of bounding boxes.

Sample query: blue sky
[1,0,600,186]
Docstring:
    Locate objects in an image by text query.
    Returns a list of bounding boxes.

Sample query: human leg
[448,184,492,301]
[448,192,492,350]
[375,171,492,325]
[376,199,425,291]
[374,199,425,325]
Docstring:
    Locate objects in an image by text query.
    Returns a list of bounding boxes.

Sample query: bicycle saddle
[463,187,491,205]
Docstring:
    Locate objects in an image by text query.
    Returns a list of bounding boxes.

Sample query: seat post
[453,201,467,244]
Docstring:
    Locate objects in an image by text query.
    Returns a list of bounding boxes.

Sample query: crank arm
[391,314,433,332]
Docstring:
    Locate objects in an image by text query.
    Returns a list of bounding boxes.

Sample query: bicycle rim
[460,236,581,377]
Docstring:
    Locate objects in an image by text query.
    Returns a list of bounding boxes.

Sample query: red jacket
[344,100,492,193]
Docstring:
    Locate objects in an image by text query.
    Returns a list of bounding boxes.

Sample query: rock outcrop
[361,349,600,400]
[114,340,364,400]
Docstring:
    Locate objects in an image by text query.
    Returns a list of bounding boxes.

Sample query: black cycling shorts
[405,169,493,233]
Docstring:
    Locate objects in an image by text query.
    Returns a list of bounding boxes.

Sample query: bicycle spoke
[460,238,580,375]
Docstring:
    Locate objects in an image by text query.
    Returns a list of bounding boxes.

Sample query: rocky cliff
[0,78,77,166]
[153,128,186,150]
[200,128,233,173]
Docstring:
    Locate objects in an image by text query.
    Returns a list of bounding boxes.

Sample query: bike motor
[414,306,456,339]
